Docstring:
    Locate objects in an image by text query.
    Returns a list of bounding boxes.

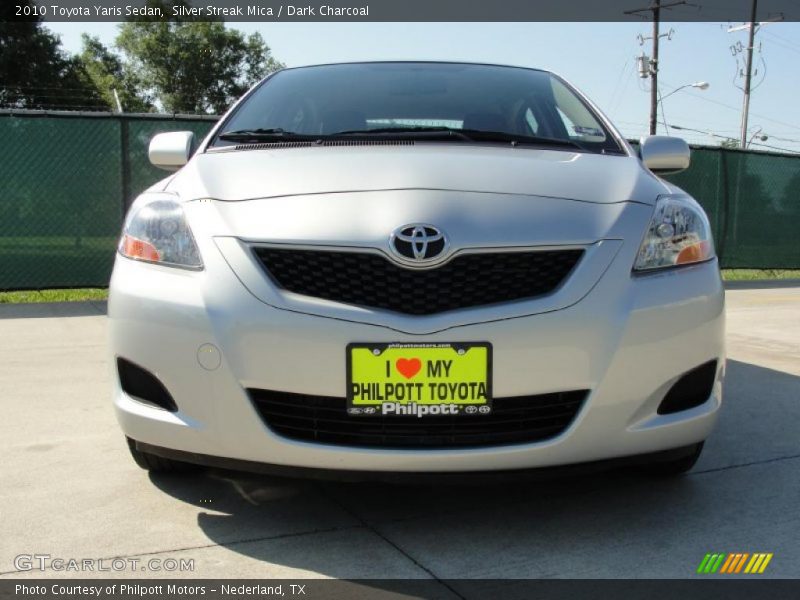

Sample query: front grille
[248,389,587,449]
[253,247,584,315]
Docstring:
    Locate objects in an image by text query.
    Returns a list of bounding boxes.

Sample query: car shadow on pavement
[147,359,800,580]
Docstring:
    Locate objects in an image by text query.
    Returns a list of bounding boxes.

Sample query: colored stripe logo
[697,553,773,574]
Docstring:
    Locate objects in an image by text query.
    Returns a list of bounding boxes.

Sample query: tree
[720,138,740,150]
[78,35,154,112]
[115,16,284,114]
[0,1,107,110]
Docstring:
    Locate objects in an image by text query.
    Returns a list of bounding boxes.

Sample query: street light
[661,81,710,100]
[658,82,710,134]
[747,126,769,148]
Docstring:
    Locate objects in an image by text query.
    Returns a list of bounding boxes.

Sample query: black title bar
[6,0,800,22]
[3,580,800,600]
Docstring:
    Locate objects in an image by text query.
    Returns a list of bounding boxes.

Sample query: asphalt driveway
[1,285,798,582]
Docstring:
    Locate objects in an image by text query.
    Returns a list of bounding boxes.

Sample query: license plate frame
[346,342,493,417]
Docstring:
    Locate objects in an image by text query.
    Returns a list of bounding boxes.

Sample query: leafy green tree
[720,138,740,150]
[78,35,154,112]
[115,16,284,114]
[0,1,107,110]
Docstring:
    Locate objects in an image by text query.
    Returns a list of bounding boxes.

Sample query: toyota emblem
[390,224,448,263]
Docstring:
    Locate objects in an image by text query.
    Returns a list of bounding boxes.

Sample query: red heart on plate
[396,358,422,379]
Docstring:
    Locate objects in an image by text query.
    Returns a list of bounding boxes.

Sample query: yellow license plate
[347,343,492,417]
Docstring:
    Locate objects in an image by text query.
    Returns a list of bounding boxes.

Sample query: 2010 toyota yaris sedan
[110,61,725,479]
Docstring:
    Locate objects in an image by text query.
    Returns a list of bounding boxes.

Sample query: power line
[614,116,800,138]
[768,134,800,143]
[607,58,631,113]
[761,29,800,50]
[749,140,800,153]
[669,123,800,153]
[625,0,687,135]
[613,116,800,153]
[660,82,800,133]
[615,64,637,115]
[760,34,800,55]
[727,1,786,146]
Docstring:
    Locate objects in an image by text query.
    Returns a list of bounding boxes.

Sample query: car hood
[165,144,669,205]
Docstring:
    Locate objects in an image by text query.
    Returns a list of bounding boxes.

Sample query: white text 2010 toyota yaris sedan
[111,62,724,479]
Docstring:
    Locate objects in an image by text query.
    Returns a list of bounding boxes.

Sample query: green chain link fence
[0,110,798,290]
[667,147,800,269]
[0,111,216,289]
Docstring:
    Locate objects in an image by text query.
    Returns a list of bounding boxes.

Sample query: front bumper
[109,241,725,473]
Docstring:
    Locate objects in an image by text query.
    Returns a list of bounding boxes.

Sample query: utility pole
[650,5,660,136]
[729,8,782,147]
[626,1,686,135]
[740,0,758,148]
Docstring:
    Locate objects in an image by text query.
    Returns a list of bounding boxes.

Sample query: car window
[213,63,621,153]
[551,79,608,143]
[524,108,540,135]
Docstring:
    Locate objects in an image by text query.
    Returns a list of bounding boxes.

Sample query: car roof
[275,61,552,76]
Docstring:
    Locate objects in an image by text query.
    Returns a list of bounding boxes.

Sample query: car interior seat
[321,110,367,134]
[463,112,506,132]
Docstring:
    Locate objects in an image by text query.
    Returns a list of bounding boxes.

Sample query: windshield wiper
[331,126,586,150]
[458,129,586,150]
[219,126,588,151]
[217,128,318,142]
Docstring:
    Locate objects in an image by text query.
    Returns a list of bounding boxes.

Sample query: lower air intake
[248,389,587,449]
[117,358,178,412]
[657,360,718,415]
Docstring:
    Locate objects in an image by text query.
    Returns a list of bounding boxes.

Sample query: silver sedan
[110,62,724,479]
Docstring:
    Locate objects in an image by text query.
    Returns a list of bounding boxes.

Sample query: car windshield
[211,62,623,154]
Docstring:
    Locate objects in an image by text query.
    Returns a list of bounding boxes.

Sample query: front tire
[126,437,197,473]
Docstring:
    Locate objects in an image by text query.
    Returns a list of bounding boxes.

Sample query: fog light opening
[657,360,718,415]
[117,357,179,412]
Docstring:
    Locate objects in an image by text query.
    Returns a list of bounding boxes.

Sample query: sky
[46,21,800,153]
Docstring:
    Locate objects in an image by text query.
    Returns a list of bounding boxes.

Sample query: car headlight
[634,196,715,271]
[118,199,202,269]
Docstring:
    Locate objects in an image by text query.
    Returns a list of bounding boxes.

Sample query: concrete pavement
[1,287,798,581]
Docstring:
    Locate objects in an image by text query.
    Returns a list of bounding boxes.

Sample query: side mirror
[148,131,195,171]
[639,135,690,174]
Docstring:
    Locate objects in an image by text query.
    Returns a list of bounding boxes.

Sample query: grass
[0,288,108,304]
[0,270,797,304]
[721,269,800,281]
[0,269,800,304]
